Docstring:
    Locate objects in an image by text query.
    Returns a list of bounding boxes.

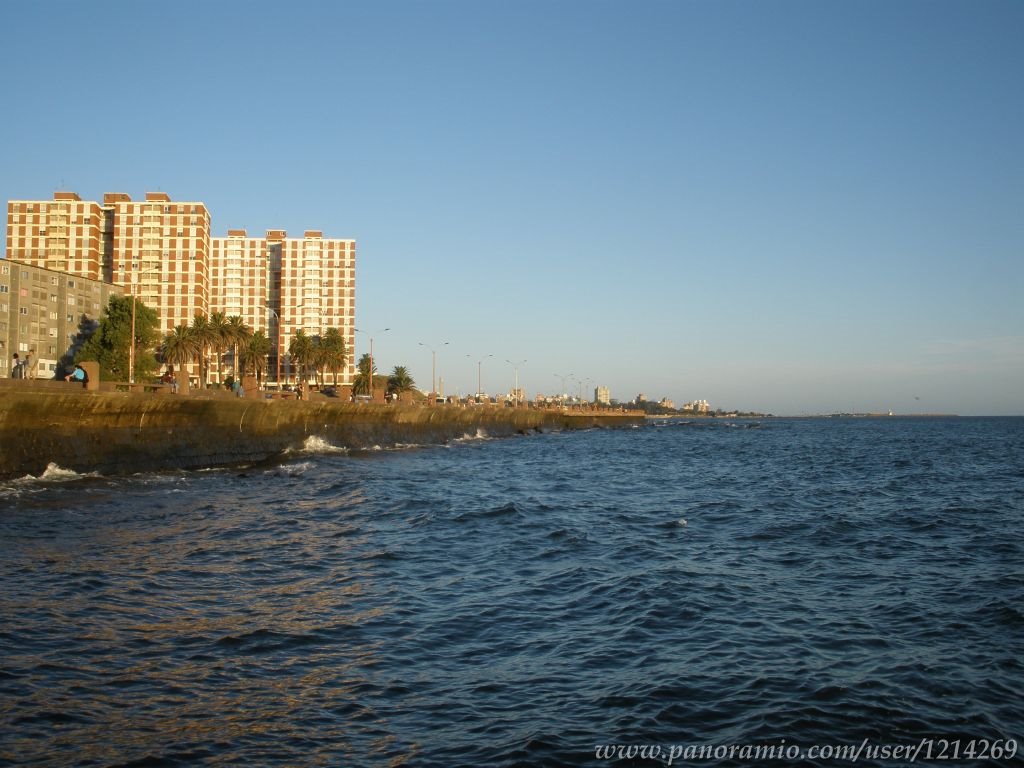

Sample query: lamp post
[129,266,162,385]
[265,305,280,388]
[554,372,574,406]
[467,354,493,401]
[505,359,527,407]
[419,340,448,400]
[355,327,390,400]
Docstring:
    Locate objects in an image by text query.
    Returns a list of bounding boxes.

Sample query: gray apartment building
[0,258,122,379]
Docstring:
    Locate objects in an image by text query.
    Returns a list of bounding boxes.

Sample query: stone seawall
[0,387,643,479]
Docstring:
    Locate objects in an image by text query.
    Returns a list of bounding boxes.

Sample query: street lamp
[129,266,162,385]
[467,354,493,401]
[265,305,280,388]
[355,327,390,400]
[419,340,448,399]
[554,372,574,406]
[505,359,527,407]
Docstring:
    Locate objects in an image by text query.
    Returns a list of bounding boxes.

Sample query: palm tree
[161,324,199,383]
[319,327,347,385]
[226,315,251,379]
[352,353,376,396]
[190,314,218,388]
[207,311,230,384]
[288,329,313,386]
[388,365,416,402]
[239,330,271,386]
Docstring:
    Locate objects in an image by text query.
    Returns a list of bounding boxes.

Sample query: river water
[1,417,1021,767]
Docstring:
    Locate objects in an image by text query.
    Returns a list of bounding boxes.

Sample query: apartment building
[106,192,211,333]
[5,192,108,281]
[210,229,268,332]
[271,229,356,385]
[5,191,357,385]
[0,259,122,379]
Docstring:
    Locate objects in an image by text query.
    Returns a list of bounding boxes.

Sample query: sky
[2,0,1021,415]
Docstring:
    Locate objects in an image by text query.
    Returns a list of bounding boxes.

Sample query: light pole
[554,372,574,406]
[467,354,493,401]
[265,305,280,388]
[505,359,526,407]
[419,340,448,399]
[356,327,390,400]
[129,267,162,385]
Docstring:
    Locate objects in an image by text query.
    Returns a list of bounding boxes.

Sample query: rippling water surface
[1,417,1022,767]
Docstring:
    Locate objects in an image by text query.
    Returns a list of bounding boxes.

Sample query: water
[1,418,1022,767]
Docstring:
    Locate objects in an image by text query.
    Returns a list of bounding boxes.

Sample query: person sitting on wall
[65,364,88,384]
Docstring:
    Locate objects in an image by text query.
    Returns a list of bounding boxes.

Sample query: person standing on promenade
[11,353,23,379]
[25,349,37,379]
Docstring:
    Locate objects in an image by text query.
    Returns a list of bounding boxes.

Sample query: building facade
[106,192,212,334]
[5,192,108,281]
[5,191,356,386]
[0,259,122,379]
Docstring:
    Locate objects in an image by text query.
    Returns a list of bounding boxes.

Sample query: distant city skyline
[1,0,1020,415]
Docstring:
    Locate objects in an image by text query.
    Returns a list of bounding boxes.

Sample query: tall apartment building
[5,191,356,385]
[270,229,356,385]
[0,259,122,379]
[210,229,268,332]
[106,192,211,333]
[6,192,108,281]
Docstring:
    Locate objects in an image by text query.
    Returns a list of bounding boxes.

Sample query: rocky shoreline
[0,387,643,479]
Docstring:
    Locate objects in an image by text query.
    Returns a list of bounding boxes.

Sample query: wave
[299,435,350,454]
[455,428,491,442]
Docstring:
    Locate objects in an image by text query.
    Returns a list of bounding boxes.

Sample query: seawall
[0,387,643,479]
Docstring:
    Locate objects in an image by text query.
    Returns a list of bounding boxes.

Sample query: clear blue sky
[2,0,1021,415]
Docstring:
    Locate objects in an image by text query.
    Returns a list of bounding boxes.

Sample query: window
[68,279,76,288]
[0,285,7,293]
[19,307,28,315]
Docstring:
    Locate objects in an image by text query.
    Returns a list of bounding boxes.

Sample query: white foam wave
[37,462,96,481]
[301,435,349,454]
[455,428,491,443]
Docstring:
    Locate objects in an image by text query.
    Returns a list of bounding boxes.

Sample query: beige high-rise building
[269,229,356,385]
[210,229,269,333]
[5,192,108,281]
[106,192,211,333]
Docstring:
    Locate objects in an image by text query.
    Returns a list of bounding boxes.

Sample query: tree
[226,315,251,378]
[161,325,199,377]
[351,353,376,396]
[190,314,219,388]
[318,327,347,385]
[76,295,160,382]
[239,330,271,384]
[387,365,416,401]
[207,311,230,384]
[288,329,313,385]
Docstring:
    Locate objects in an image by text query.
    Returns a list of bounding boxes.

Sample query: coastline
[0,387,643,480]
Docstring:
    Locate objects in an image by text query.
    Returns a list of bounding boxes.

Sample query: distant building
[659,397,675,410]
[594,385,610,405]
[0,259,121,379]
[684,399,710,414]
